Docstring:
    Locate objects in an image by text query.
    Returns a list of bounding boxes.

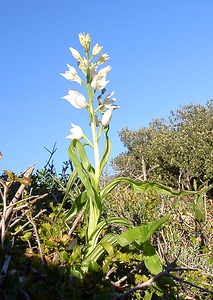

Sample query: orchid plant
[60,33,120,249]
[59,33,195,274]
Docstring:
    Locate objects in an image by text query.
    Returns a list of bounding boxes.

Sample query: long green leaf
[68,142,92,192]
[116,215,169,247]
[68,141,102,240]
[88,217,132,251]
[73,140,94,173]
[57,169,78,217]
[84,216,168,264]
[73,140,97,189]
[86,197,101,241]
[100,177,199,200]
[83,233,118,264]
[63,191,87,221]
[68,142,99,207]
[68,140,101,208]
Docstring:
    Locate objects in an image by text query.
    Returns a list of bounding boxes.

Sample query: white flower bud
[78,33,91,51]
[69,47,82,60]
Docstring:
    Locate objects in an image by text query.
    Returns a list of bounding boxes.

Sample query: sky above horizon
[1,1,213,175]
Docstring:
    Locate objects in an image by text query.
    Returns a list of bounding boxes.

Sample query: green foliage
[102,184,213,298]
[113,101,213,190]
[0,162,213,299]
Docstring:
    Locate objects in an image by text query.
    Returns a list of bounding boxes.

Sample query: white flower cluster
[60,33,119,140]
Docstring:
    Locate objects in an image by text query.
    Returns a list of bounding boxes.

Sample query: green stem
[87,85,101,187]
[82,134,94,148]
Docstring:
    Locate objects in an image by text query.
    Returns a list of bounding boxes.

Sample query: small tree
[113,100,213,190]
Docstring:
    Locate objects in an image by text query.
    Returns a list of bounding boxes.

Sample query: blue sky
[1,1,213,174]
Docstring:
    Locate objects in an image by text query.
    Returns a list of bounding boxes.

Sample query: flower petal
[102,108,113,127]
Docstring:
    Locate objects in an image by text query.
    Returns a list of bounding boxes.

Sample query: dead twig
[68,208,85,236]
[12,209,46,237]
[0,164,35,234]
[112,270,167,299]
[27,212,45,264]
[168,273,213,295]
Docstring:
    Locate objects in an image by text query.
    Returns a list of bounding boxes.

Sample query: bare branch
[168,273,213,295]
[0,164,35,232]
[112,271,167,299]
[112,263,213,299]
[12,209,46,236]
[27,212,45,264]
[68,208,85,236]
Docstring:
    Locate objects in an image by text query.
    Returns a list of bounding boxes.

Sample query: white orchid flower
[79,33,91,50]
[78,58,89,71]
[98,66,111,76]
[62,90,87,109]
[92,43,103,56]
[60,64,81,84]
[91,66,111,90]
[66,123,83,140]
[91,76,109,91]
[101,91,119,126]
[97,53,110,65]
